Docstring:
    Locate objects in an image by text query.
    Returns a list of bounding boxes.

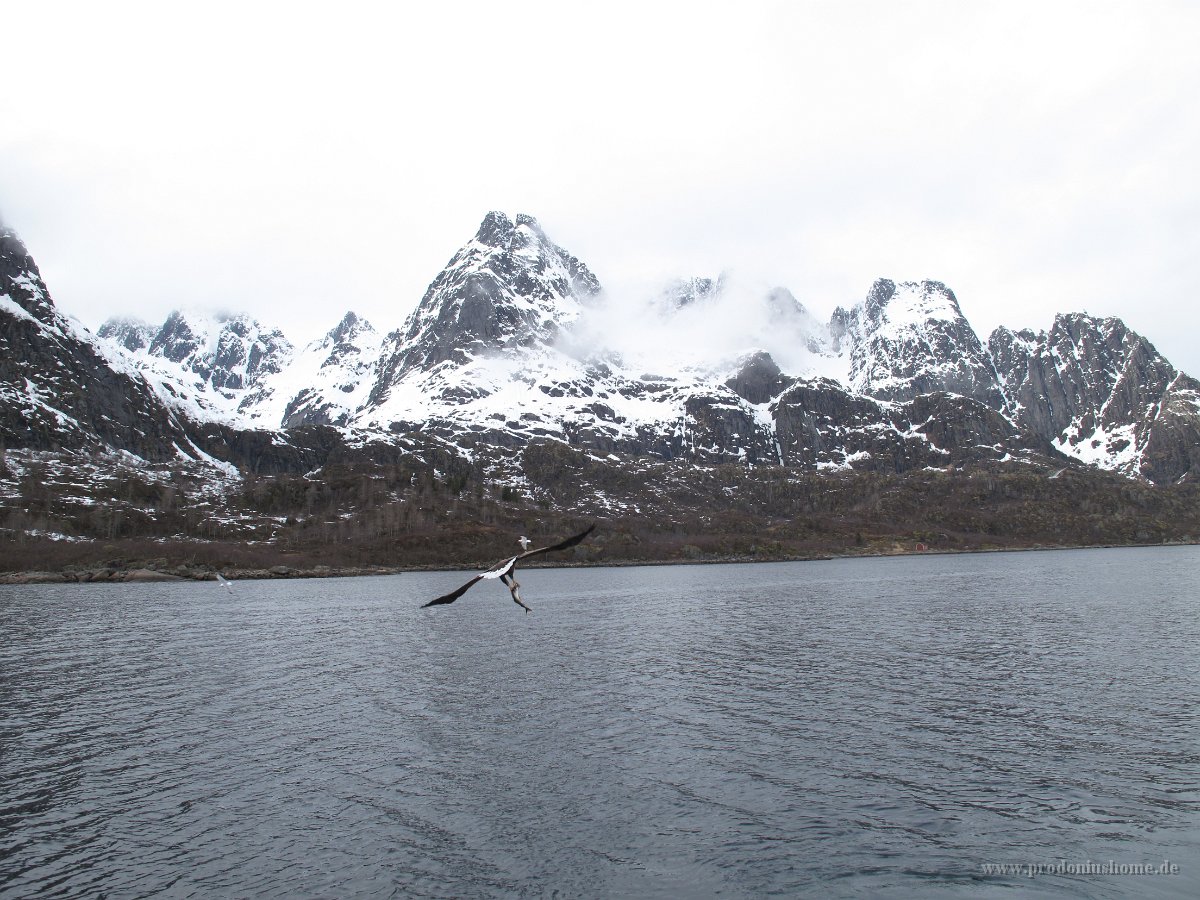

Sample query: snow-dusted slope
[834,279,1003,407]
[97,316,155,352]
[247,312,382,428]
[99,309,293,426]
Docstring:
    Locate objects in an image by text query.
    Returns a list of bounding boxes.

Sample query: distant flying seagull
[423,524,595,613]
[215,572,235,594]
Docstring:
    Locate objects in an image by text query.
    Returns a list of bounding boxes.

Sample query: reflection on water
[2,547,1198,898]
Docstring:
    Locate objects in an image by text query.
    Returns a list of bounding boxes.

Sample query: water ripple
[2,547,1198,897]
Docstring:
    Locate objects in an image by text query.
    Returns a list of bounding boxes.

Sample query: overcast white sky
[3,1,1198,374]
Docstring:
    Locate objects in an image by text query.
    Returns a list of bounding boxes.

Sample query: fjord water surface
[2,547,1197,898]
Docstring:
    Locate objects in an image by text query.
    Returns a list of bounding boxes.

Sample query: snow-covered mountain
[97,309,293,426]
[4,212,1199,484]
[97,316,155,352]
[1,226,199,460]
[837,279,1003,407]
[989,314,1200,482]
[260,312,382,429]
[367,211,600,402]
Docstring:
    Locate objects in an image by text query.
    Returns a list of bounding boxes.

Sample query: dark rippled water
[2,547,1198,898]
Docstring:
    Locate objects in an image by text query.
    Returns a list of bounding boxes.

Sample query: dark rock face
[768,380,1054,474]
[148,311,205,364]
[211,318,290,391]
[988,314,1200,481]
[992,314,1147,439]
[726,352,794,405]
[368,212,601,407]
[1138,374,1200,484]
[0,227,56,324]
[1,230,196,460]
[903,393,1037,464]
[986,325,1038,409]
[683,392,776,464]
[771,378,927,471]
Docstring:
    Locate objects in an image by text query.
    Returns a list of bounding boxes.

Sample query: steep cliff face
[839,279,1004,408]
[1138,374,1200,484]
[367,212,601,408]
[0,227,57,324]
[989,314,1200,481]
[0,228,196,460]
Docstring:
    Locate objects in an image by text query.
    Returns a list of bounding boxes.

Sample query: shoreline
[2,540,1196,585]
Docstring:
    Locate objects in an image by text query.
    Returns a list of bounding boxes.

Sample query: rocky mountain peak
[843,279,1002,407]
[860,277,897,326]
[112,309,296,416]
[473,211,552,248]
[2,225,198,460]
[327,310,375,347]
[861,279,963,326]
[148,310,215,363]
[988,311,1199,480]
[475,210,514,246]
[367,212,602,404]
[726,351,794,405]
[98,316,156,352]
[828,306,851,352]
[0,226,56,325]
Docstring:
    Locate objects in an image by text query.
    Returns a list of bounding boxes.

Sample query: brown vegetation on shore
[2,442,1197,581]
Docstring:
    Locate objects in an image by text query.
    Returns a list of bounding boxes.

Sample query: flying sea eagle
[422,524,595,613]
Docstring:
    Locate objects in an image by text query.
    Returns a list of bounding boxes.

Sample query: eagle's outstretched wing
[422,573,486,607]
[421,524,595,608]
[515,524,596,562]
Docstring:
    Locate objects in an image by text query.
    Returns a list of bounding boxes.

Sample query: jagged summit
[327,310,374,347]
[94,308,295,426]
[988,312,1199,478]
[0,226,56,325]
[98,316,156,352]
[842,279,1003,407]
[144,309,293,393]
[260,311,382,429]
[366,211,601,406]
